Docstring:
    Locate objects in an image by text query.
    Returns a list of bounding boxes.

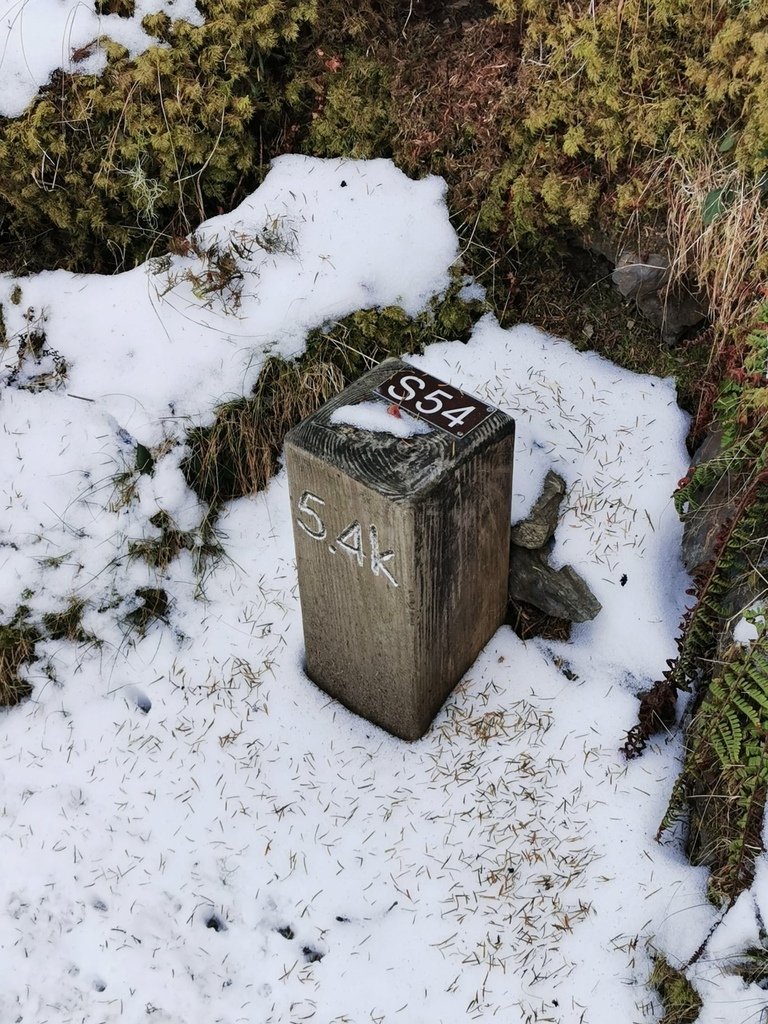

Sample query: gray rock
[642,286,708,346]
[509,545,602,623]
[680,427,738,574]
[612,251,668,300]
[612,250,707,345]
[679,426,767,647]
[510,470,566,549]
[582,227,707,344]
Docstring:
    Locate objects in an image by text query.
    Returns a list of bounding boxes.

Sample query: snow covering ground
[0,0,203,118]
[1,156,767,1024]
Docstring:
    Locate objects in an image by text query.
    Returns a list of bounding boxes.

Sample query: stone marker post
[284,357,515,741]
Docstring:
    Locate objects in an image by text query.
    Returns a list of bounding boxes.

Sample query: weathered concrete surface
[285,357,515,741]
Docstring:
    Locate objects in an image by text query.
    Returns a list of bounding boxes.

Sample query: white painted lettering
[440,404,475,428]
[296,489,399,587]
[296,491,326,539]
[369,525,398,587]
[415,387,453,415]
[386,374,426,403]
[337,521,364,566]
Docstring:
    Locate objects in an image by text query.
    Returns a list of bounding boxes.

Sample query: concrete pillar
[285,357,514,740]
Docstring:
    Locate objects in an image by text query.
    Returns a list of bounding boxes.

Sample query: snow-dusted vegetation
[1,3,767,1023]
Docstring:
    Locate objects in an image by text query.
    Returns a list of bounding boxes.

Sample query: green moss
[1,0,765,293]
[95,0,135,14]
[480,0,768,247]
[305,272,485,380]
[650,955,702,1024]
[305,53,395,160]
[0,0,319,272]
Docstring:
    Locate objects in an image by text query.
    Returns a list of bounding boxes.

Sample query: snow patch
[0,0,204,118]
[0,156,760,1023]
[330,399,433,437]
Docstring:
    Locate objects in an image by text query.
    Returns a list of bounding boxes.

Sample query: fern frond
[659,628,768,903]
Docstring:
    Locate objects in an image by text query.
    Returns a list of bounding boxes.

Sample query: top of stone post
[285,357,515,502]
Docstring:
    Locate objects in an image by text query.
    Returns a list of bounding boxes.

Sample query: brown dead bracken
[622,680,678,759]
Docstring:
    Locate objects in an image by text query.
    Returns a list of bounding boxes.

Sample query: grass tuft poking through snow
[0,609,39,706]
[183,357,345,507]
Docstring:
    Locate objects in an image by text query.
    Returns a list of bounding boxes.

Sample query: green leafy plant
[638,304,768,904]
[653,325,768,902]
[659,619,768,904]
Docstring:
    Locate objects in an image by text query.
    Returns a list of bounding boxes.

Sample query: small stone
[510,471,566,549]
[612,251,668,301]
[509,546,602,623]
[583,228,707,344]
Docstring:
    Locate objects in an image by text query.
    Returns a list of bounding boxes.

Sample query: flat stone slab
[509,545,602,623]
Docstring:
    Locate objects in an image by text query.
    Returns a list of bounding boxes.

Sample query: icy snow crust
[1,157,764,1023]
[0,0,204,118]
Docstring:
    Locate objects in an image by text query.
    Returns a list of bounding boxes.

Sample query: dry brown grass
[632,156,768,342]
[0,613,39,707]
[507,598,571,643]
[42,598,90,643]
[128,510,225,576]
[125,587,170,636]
[183,357,345,506]
[390,19,520,217]
[128,511,196,569]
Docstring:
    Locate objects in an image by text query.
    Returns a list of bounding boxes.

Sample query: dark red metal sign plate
[374,367,496,439]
